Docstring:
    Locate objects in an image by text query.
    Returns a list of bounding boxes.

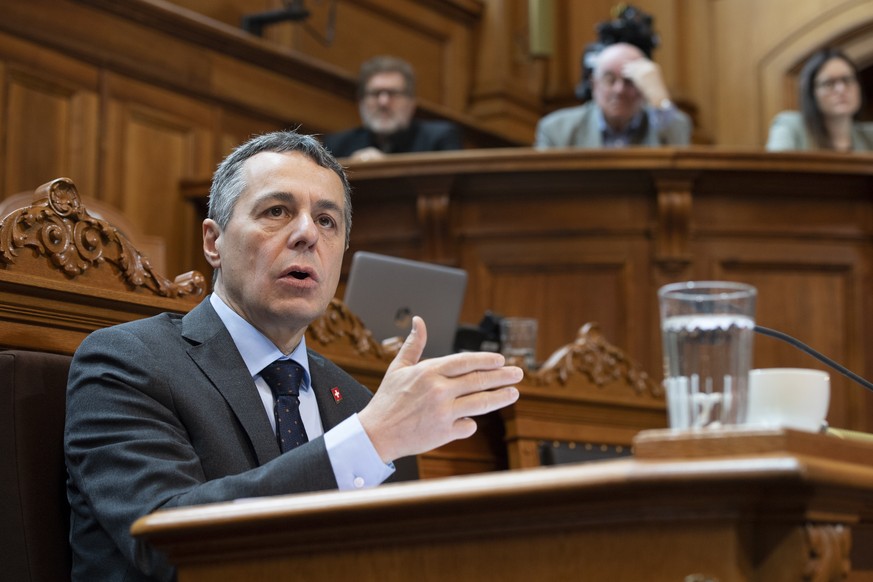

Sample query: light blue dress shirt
[209,293,394,489]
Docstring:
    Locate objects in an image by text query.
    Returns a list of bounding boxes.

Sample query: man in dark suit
[322,56,462,160]
[64,131,521,581]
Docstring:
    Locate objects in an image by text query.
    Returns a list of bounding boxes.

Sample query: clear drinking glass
[500,317,538,369]
[658,281,757,430]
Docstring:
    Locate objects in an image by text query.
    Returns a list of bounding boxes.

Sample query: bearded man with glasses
[323,55,463,160]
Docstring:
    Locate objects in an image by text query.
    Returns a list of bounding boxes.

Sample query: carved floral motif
[531,322,663,398]
[0,177,205,299]
[804,524,851,581]
[306,298,392,360]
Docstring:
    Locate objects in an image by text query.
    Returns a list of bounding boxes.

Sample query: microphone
[754,325,873,393]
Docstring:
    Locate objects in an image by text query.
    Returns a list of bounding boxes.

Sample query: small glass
[500,317,538,369]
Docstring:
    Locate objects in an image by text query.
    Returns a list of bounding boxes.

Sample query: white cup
[747,368,830,432]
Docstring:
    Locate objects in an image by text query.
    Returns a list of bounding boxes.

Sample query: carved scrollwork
[655,173,694,270]
[804,524,851,581]
[531,322,663,398]
[0,177,205,299]
[306,298,392,360]
[46,176,81,217]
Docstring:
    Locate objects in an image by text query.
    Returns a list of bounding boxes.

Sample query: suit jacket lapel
[307,350,372,430]
[181,298,281,465]
[582,102,604,147]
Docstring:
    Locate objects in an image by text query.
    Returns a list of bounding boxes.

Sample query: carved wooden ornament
[804,524,851,582]
[0,177,205,299]
[306,298,393,360]
[532,322,664,398]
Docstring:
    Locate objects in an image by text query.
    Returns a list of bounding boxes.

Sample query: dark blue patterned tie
[260,359,309,453]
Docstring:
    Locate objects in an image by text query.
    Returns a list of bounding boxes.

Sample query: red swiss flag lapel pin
[331,387,343,403]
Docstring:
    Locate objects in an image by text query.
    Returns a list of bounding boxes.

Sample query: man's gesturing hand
[358,316,522,463]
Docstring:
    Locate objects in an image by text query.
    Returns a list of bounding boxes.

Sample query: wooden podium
[133,429,873,581]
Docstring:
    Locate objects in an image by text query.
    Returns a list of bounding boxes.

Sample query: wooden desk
[133,428,873,581]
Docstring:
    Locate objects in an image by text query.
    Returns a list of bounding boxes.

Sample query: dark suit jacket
[64,298,415,582]
[322,118,462,157]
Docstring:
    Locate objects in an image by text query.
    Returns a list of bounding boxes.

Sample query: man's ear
[202,219,222,269]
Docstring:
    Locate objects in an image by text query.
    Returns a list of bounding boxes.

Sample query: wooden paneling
[217,109,285,159]
[102,75,215,277]
[467,0,545,143]
[462,238,646,368]
[172,0,482,111]
[284,1,467,107]
[0,33,100,197]
[208,52,358,135]
[322,149,873,434]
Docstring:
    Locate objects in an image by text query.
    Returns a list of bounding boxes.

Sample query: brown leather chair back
[0,350,72,582]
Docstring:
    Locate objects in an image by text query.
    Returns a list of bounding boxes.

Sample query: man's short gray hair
[208,130,352,244]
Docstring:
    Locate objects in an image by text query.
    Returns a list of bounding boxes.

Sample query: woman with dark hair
[766,48,873,151]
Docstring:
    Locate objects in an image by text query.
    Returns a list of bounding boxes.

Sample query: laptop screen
[342,251,468,359]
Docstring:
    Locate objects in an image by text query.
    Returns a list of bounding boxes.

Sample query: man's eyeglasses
[362,88,411,100]
[815,75,857,92]
[596,72,637,90]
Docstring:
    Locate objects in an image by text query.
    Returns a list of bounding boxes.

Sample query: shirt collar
[209,293,311,389]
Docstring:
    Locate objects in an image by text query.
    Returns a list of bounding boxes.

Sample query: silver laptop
[343,251,468,359]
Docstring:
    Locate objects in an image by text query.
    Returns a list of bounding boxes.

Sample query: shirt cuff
[324,414,395,490]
